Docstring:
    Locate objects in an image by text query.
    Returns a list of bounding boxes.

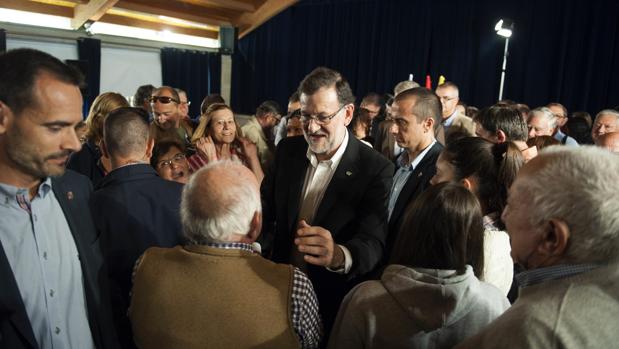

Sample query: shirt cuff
[326,244,352,274]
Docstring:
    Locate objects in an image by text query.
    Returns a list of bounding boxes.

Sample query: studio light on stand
[495,19,514,101]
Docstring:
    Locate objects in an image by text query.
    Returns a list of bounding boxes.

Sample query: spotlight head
[495,19,514,38]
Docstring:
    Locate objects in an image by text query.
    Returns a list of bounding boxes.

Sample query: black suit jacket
[261,132,394,331]
[90,164,183,348]
[0,170,119,349]
[384,141,444,261]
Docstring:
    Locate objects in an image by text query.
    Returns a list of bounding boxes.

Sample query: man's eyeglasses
[300,104,347,125]
[149,96,179,104]
[157,153,186,169]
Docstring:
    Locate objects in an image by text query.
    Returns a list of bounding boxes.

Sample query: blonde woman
[67,92,129,185]
[189,103,263,182]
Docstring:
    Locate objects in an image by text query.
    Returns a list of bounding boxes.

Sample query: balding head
[503,146,619,268]
[596,132,619,153]
[181,160,261,244]
[103,107,151,163]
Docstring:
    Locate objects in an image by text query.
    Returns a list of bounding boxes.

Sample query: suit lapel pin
[346,171,353,176]
[418,172,423,178]
[67,191,74,200]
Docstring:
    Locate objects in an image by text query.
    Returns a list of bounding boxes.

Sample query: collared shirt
[516,264,599,288]
[443,110,458,128]
[294,131,353,274]
[388,140,437,220]
[0,179,95,349]
[553,129,579,146]
[206,242,323,349]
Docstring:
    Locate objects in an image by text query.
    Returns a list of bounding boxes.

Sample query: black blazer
[261,132,394,330]
[384,141,444,262]
[90,164,183,348]
[0,170,119,349]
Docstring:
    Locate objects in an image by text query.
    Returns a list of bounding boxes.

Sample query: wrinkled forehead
[596,114,619,125]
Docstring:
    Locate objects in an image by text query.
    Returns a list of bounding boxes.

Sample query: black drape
[77,37,101,113]
[0,29,6,53]
[161,48,222,118]
[232,0,619,116]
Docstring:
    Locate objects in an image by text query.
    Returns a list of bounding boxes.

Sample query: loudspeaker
[219,26,238,55]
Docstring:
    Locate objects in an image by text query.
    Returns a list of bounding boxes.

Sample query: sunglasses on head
[149,96,179,104]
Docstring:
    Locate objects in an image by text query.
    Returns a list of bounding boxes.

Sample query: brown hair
[298,67,355,106]
[526,135,560,150]
[390,182,485,277]
[85,92,130,144]
[191,103,243,144]
[394,87,442,127]
[442,137,524,221]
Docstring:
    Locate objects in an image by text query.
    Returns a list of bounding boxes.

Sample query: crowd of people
[1,47,618,349]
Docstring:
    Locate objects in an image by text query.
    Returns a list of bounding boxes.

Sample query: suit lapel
[313,133,359,226]
[0,242,38,348]
[389,142,442,230]
[286,148,309,233]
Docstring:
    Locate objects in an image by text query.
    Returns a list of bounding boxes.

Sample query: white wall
[7,37,78,61]
[100,45,162,103]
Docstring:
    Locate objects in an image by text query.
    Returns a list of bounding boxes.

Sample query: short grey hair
[530,107,557,129]
[520,146,619,264]
[393,80,420,96]
[180,160,261,244]
[594,109,619,124]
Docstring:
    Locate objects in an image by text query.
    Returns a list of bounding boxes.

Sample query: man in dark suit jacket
[384,88,444,261]
[90,107,183,348]
[0,48,118,348]
[261,67,394,334]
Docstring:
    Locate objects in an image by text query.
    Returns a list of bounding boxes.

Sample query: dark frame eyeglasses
[149,96,180,104]
[300,104,347,125]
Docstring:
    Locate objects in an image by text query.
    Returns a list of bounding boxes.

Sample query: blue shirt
[387,140,437,220]
[0,179,95,349]
[554,129,579,146]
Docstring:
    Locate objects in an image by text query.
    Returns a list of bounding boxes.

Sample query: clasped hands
[294,220,345,269]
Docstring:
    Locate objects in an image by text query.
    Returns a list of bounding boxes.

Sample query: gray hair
[530,107,558,129]
[393,80,420,96]
[180,160,261,244]
[594,109,619,124]
[520,146,619,264]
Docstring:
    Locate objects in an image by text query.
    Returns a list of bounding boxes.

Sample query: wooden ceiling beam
[71,0,118,29]
[180,0,256,12]
[0,0,73,17]
[235,0,297,38]
[99,13,219,39]
[116,0,234,27]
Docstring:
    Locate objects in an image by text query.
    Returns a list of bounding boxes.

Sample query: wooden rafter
[116,0,234,27]
[180,0,256,13]
[71,0,119,29]
[0,0,73,17]
[236,0,298,38]
[99,13,218,39]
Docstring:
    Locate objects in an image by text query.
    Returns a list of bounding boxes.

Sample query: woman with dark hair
[150,140,191,184]
[189,103,263,182]
[526,135,560,150]
[328,183,509,348]
[430,137,523,295]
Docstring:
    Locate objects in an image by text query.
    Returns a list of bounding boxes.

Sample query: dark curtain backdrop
[0,29,6,53]
[232,0,619,116]
[161,48,222,118]
[77,37,101,114]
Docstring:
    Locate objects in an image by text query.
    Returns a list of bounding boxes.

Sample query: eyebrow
[42,121,76,127]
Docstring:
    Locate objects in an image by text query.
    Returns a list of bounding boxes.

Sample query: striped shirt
[516,264,599,288]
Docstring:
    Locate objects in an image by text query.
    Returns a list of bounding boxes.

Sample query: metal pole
[498,37,509,101]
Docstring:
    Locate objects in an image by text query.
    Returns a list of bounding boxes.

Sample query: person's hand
[220,143,232,160]
[196,136,217,162]
[239,137,258,159]
[294,220,344,269]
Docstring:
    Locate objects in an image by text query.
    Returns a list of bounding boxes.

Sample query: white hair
[394,80,420,96]
[180,160,261,244]
[594,109,619,124]
[530,107,557,129]
[520,146,619,264]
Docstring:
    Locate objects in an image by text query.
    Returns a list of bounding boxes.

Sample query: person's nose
[390,122,399,135]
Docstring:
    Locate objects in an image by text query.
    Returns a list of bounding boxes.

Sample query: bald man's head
[596,132,619,153]
[181,160,261,244]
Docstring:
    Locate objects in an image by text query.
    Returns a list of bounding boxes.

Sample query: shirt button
[49,289,55,297]
[55,327,61,335]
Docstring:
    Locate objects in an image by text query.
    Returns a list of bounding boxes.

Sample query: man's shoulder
[276,135,308,155]
[53,169,92,193]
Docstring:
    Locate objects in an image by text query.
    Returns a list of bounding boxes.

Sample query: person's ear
[537,218,570,261]
[461,177,473,191]
[144,138,155,160]
[100,140,110,159]
[343,104,354,126]
[0,101,13,134]
[241,211,262,243]
[496,129,507,143]
[424,117,434,132]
